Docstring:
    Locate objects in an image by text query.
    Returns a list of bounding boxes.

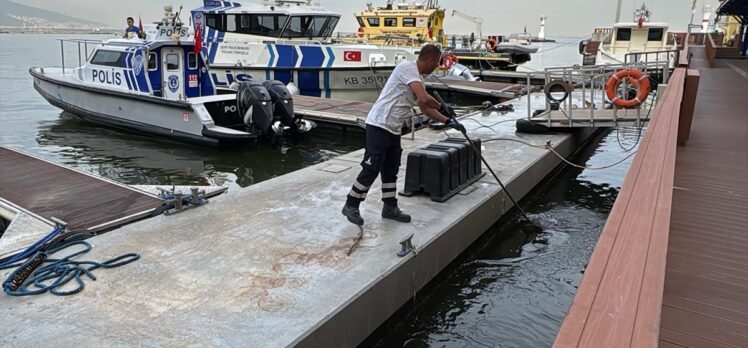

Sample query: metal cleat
[397,233,416,257]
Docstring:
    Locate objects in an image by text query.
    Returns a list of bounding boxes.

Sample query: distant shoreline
[0,27,119,35]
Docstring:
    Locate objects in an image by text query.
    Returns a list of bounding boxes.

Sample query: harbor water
[0,35,641,346]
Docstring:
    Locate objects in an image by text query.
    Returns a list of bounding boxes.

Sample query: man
[341,44,464,226]
[124,17,140,38]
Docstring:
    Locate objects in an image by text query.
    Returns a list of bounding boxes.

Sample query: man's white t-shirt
[365,61,423,135]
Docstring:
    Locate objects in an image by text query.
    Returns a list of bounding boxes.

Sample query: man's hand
[446,118,466,133]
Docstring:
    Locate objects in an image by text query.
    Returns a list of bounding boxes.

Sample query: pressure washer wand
[433,92,538,228]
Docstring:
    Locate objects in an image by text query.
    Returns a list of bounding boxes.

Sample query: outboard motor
[448,63,478,81]
[262,80,315,138]
[263,80,296,129]
[236,81,273,135]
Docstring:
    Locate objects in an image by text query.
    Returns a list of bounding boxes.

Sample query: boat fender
[485,38,498,52]
[516,119,551,133]
[605,68,650,109]
[441,53,459,70]
[236,81,274,133]
[286,82,300,96]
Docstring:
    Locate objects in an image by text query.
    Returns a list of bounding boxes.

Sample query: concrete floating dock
[424,76,537,100]
[0,92,597,347]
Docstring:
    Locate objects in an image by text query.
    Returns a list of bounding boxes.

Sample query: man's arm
[409,81,449,123]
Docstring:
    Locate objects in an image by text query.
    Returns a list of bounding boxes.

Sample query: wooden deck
[659,48,748,348]
[554,46,748,347]
[293,95,375,127]
[0,146,162,231]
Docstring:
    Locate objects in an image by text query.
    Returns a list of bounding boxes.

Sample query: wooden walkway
[659,49,748,348]
[0,146,161,231]
[555,46,748,347]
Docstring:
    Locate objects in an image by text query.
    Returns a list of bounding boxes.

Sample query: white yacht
[190,0,415,102]
[580,4,678,67]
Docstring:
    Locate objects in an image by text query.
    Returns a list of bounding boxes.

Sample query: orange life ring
[441,53,459,70]
[485,38,497,52]
[357,27,364,38]
[605,68,650,108]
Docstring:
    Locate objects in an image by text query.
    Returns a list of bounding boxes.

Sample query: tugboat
[579,4,678,67]
[30,6,314,147]
[354,2,536,71]
[353,0,447,46]
[191,0,415,102]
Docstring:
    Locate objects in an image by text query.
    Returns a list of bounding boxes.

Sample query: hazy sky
[20,0,722,36]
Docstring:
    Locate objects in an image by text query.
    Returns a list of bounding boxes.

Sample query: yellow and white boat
[354,0,447,46]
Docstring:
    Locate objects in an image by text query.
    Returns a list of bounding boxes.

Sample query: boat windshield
[205,13,288,37]
[281,15,339,38]
[204,13,339,39]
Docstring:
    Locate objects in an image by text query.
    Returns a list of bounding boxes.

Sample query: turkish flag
[344,51,361,62]
[194,24,202,54]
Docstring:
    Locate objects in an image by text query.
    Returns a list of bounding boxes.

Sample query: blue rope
[0,225,63,268]
[1,240,139,297]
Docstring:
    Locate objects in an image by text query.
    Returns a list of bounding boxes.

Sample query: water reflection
[34,112,364,188]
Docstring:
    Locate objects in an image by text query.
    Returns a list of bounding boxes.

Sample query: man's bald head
[416,44,442,75]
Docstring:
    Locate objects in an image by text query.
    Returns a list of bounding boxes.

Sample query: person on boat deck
[124,17,140,38]
[341,44,465,226]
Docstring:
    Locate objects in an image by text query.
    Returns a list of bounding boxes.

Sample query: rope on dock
[1,233,139,297]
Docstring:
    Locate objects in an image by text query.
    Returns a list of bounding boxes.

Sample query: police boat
[190,0,416,102]
[30,7,314,147]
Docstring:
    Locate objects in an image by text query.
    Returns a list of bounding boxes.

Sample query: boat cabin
[192,0,340,41]
[71,32,216,100]
[354,0,446,46]
[603,22,671,55]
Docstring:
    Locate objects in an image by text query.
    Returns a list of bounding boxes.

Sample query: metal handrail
[520,60,669,127]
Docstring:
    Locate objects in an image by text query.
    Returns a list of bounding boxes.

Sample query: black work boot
[382,204,411,223]
[342,204,364,226]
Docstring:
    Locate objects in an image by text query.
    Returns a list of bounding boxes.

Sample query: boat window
[148,53,158,71]
[285,16,310,37]
[356,16,365,27]
[166,54,179,71]
[282,16,338,38]
[226,14,236,32]
[325,17,339,37]
[384,18,397,27]
[616,28,631,41]
[307,16,329,37]
[403,18,416,27]
[236,14,288,36]
[647,28,664,41]
[205,13,225,31]
[187,52,197,69]
[90,50,125,67]
[367,17,380,27]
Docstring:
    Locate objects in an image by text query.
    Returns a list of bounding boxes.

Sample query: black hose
[433,92,540,229]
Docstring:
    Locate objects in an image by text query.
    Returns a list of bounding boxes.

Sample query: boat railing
[624,48,679,70]
[520,60,672,128]
[56,38,107,72]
